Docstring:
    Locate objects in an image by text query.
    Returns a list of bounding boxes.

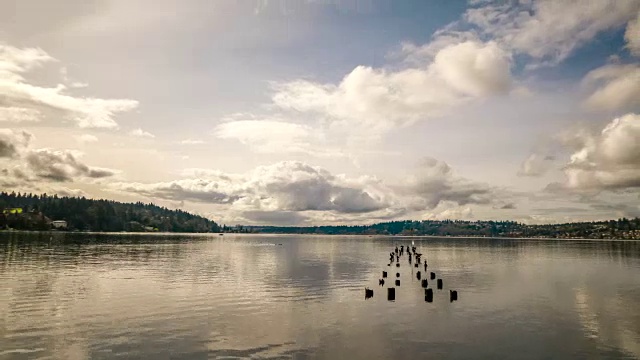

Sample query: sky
[0,0,639,226]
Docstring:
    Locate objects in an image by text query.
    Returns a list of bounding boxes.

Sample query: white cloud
[0,43,138,129]
[180,139,205,145]
[271,40,512,138]
[0,107,41,122]
[625,10,640,56]
[0,44,53,81]
[396,31,480,65]
[215,119,313,152]
[431,40,512,97]
[582,64,640,111]
[550,113,640,192]
[465,0,640,65]
[112,161,389,214]
[74,134,98,144]
[179,168,236,180]
[110,158,508,224]
[214,118,349,158]
[111,161,393,215]
[129,128,155,138]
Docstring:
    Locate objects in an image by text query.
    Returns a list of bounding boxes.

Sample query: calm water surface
[1,233,640,359]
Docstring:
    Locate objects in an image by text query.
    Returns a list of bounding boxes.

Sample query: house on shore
[51,220,67,229]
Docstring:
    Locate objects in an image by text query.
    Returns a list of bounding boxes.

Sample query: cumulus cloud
[465,0,640,65]
[550,113,640,192]
[110,158,513,223]
[242,161,389,213]
[111,178,239,204]
[0,127,116,184]
[0,128,32,158]
[129,128,155,138]
[582,64,640,111]
[431,41,512,97]
[271,40,512,137]
[111,161,390,214]
[404,157,497,210]
[23,149,116,182]
[518,153,556,177]
[0,43,138,128]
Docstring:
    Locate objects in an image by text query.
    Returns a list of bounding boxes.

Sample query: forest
[249,218,640,240]
[2,191,640,239]
[0,192,220,233]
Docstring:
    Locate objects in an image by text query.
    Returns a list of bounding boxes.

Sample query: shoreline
[1,229,638,241]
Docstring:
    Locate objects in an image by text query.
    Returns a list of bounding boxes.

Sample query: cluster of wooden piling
[365,243,458,303]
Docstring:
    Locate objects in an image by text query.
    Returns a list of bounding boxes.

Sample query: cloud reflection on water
[1,233,640,359]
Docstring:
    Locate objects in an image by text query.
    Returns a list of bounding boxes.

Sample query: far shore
[1,229,638,241]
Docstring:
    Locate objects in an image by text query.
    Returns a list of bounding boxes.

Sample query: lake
[1,233,640,359]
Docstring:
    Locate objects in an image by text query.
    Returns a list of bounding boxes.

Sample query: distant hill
[248,218,640,240]
[0,192,220,233]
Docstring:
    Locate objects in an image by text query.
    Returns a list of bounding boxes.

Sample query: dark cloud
[331,187,384,213]
[112,179,239,204]
[409,157,497,209]
[25,149,116,182]
[0,127,116,185]
[0,129,32,158]
[111,159,512,225]
[112,161,387,214]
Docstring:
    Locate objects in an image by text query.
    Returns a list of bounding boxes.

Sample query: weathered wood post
[365,288,374,299]
[387,287,395,301]
[425,288,433,302]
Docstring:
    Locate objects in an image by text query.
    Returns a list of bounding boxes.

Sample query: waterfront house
[51,220,67,229]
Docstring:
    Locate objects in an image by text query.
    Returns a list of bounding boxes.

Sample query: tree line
[0,192,220,233]
[249,218,640,240]
[2,191,639,239]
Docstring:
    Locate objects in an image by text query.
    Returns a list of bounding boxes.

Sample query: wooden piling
[387,287,395,301]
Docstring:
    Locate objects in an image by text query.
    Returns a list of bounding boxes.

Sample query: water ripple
[1,234,640,359]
